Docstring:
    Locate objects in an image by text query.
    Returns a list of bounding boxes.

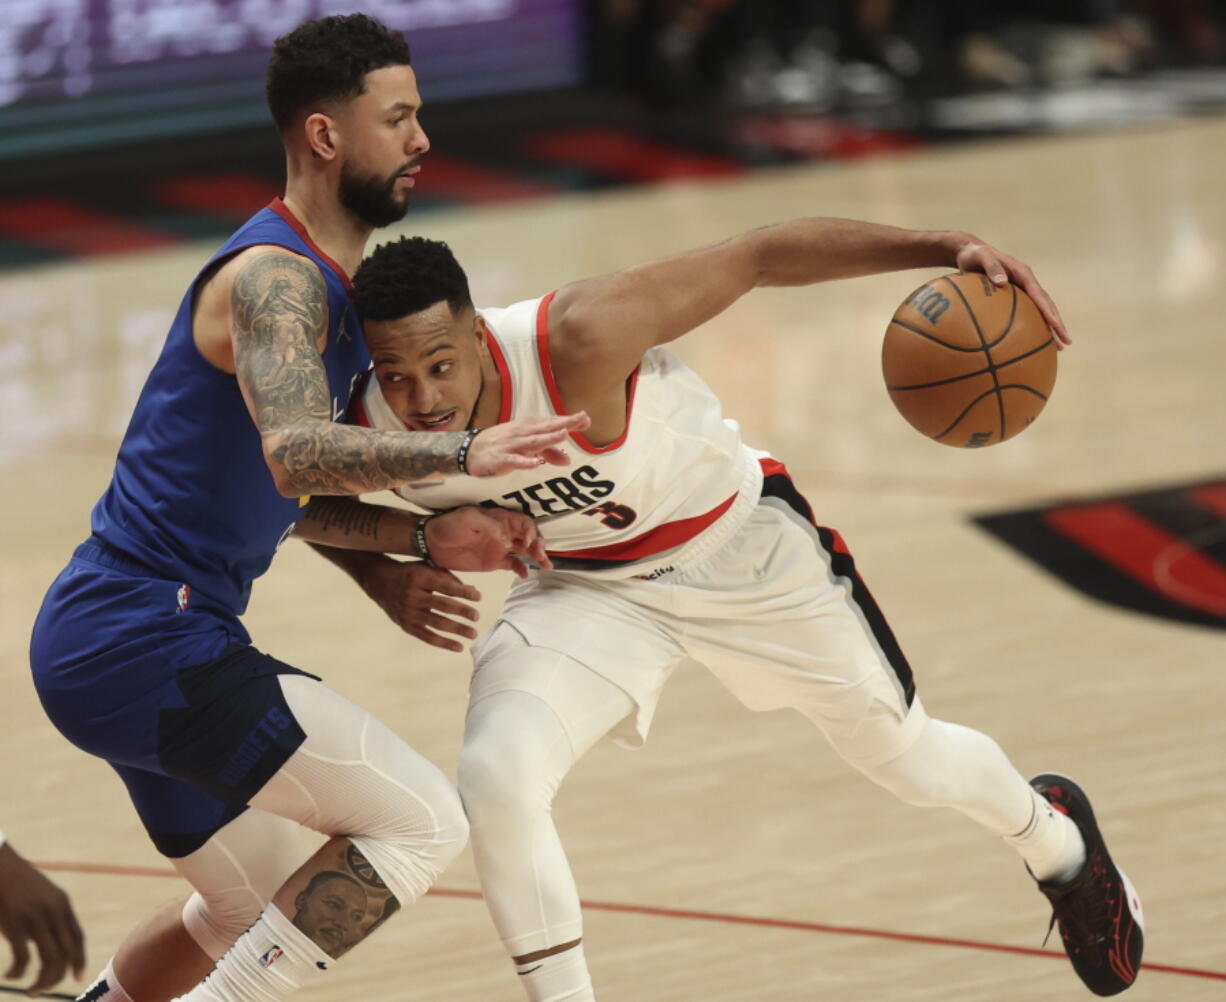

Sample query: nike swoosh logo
[518,965,543,976]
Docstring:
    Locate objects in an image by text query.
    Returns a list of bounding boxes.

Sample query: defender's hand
[0,843,85,996]
[363,559,482,653]
[427,506,553,578]
[954,237,1071,349]
[465,413,590,477]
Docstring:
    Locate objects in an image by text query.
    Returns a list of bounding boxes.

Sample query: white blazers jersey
[353,292,764,580]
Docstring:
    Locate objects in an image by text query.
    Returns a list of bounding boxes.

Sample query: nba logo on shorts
[176,583,191,613]
[258,945,284,968]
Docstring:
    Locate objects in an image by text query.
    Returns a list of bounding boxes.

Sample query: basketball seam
[887,318,985,352]
[941,276,1004,442]
[930,383,1050,440]
[886,339,1056,391]
[999,284,1018,345]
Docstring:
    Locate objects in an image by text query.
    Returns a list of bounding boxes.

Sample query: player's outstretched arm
[548,219,1067,391]
[0,838,86,996]
[301,500,552,649]
[294,497,552,573]
[229,249,589,496]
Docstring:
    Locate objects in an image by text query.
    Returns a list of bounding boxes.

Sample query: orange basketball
[882,273,1058,448]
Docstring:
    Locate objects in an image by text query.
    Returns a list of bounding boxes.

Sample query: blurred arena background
[2,3,1225,1001]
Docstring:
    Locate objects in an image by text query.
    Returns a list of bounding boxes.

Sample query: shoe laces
[1044,855,1112,953]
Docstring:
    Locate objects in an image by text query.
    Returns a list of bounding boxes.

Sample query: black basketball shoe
[1030,773,1144,996]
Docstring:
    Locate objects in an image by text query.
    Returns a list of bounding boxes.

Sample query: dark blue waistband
[73,537,167,579]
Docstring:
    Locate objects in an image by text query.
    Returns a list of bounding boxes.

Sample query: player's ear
[472,313,488,349]
[304,112,338,162]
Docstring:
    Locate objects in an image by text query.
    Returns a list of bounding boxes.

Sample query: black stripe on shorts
[761,471,916,708]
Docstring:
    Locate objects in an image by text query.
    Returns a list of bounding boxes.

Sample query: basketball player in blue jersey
[337,228,1144,1000]
[28,15,587,1002]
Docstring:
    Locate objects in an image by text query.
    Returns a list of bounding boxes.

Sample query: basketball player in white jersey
[339,220,1144,999]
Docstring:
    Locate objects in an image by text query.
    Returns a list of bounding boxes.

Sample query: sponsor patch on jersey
[972,476,1226,630]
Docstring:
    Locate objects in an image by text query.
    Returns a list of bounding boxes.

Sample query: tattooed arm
[293,496,422,554]
[229,248,590,496]
[293,496,551,570]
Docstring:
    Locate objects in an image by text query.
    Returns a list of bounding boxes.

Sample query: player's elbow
[261,428,309,497]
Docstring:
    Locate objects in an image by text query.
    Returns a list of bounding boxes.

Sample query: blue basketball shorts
[31,539,317,857]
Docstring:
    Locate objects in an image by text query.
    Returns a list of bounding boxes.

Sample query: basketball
[882,273,1058,448]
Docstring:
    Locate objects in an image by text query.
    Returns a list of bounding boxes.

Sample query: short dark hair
[298,870,364,900]
[266,14,412,132]
[353,236,474,321]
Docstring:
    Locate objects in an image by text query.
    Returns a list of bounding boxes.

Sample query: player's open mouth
[413,410,455,430]
[396,166,420,188]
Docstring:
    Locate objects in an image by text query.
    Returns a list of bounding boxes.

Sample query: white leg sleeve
[849,702,1034,836]
[176,808,305,960]
[458,631,634,957]
[246,675,469,906]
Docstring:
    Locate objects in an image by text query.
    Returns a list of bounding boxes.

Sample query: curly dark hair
[266,14,412,132]
[353,236,474,321]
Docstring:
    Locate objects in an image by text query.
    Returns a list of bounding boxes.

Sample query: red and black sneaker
[1031,773,1144,996]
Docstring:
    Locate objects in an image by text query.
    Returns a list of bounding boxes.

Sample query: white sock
[76,959,134,1002]
[173,904,330,1002]
[1005,789,1086,884]
[514,943,595,1002]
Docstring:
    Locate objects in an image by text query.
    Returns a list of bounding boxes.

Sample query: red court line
[33,861,1226,984]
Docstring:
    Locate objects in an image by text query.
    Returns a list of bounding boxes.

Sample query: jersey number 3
[583,501,637,530]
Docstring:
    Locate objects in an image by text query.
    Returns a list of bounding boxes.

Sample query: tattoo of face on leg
[290,843,399,959]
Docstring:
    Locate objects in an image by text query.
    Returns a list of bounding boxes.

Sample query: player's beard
[339,160,409,228]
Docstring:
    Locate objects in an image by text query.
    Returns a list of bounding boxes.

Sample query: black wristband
[456,428,482,474]
[414,513,436,564]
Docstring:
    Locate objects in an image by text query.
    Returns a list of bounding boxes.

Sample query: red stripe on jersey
[484,323,515,424]
[1046,502,1226,616]
[549,492,738,562]
[346,369,373,427]
[352,398,371,428]
[268,198,353,292]
[534,291,640,454]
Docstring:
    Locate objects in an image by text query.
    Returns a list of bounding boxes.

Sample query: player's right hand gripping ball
[882,273,1057,448]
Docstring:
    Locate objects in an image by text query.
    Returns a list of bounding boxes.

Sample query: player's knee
[856,717,993,811]
[457,727,552,827]
[350,778,469,904]
[183,889,263,961]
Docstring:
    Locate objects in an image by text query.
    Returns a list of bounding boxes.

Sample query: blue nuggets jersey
[90,199,370,614]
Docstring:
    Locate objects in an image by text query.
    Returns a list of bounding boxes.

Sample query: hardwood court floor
[2,116,1224,1001]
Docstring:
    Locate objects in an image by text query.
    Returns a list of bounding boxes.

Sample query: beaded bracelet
[456,428,482,474]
